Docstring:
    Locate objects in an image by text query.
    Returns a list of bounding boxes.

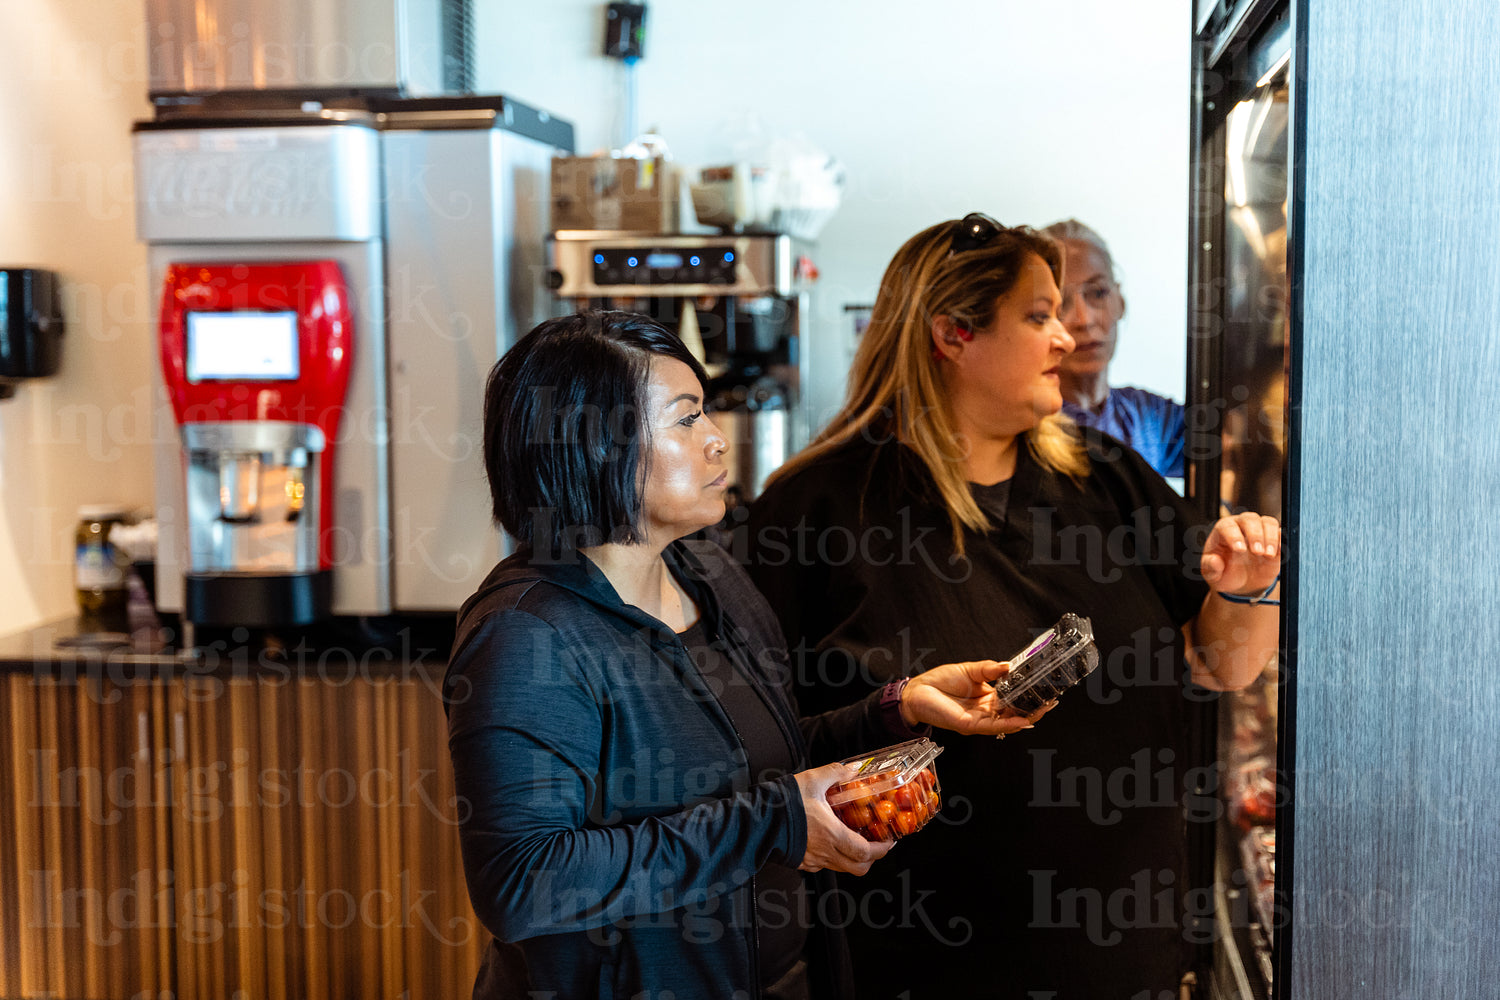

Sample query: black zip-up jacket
[444,538,903,999]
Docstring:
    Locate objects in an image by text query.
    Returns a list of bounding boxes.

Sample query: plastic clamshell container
[990,613,1100,714]
[825,737,944,843]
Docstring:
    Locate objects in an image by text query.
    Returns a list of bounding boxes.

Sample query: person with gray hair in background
[1043,219,1187,480]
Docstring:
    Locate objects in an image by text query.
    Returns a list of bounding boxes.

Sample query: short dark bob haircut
[483,310,710,554]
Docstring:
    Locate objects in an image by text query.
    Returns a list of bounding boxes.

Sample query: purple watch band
[880,677,930,737]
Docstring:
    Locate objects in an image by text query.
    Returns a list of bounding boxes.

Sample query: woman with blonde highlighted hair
[744,215,1281,998]
[765,216,1087,552]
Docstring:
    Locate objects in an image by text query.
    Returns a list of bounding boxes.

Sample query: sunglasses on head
[949,212,1005,254]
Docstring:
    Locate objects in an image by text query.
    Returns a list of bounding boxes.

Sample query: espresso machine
[548,232,815,498]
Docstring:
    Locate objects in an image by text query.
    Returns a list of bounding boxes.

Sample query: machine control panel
[591,246,738,287]
[550,233,802,298]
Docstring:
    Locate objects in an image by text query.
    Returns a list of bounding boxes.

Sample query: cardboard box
[551,155,680,233]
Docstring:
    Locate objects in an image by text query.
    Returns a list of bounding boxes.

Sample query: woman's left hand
[1201,511,1281,597]
[899,661,1050,737]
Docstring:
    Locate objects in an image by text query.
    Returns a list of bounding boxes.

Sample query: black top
[742,430,1212,999]
[445,539,908,1000]
[679,616,810,987]
[678,617,796,783]
[970,477,1012,522]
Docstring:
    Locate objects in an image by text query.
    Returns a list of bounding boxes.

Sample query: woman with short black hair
[444,310,1042,999]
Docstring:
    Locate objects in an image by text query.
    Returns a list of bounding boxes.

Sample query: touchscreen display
[186,311,299,382]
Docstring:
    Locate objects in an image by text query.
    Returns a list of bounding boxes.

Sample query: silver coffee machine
[548,232,815,499]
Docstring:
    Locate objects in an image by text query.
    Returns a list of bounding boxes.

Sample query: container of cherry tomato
[825,738,944,843]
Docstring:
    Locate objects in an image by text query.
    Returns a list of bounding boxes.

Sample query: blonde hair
[767,218,1089,553]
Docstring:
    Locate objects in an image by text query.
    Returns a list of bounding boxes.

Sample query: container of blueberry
[990,613,1100,714]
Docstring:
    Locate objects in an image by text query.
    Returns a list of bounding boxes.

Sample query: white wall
[0,2,154,635]
[0,0,1187,635]
[476,0,1190,410]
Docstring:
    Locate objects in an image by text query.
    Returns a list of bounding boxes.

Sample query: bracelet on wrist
[1216,571,1281,606]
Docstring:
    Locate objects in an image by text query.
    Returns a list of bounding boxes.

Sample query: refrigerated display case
[1191,1,1500,996]
[1187,3,1292,997]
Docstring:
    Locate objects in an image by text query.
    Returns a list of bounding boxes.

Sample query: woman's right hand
[793,762,894,876]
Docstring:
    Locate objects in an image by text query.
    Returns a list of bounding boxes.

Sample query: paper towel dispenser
[0,267,64,400]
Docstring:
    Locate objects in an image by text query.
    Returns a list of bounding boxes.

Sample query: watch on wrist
[881,677,928,735]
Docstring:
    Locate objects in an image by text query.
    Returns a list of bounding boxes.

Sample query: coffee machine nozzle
[184,421,324,565]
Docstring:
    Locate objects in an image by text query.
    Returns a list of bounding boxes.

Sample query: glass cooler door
[1213,75,1289,999]
[1188,6,1292,996]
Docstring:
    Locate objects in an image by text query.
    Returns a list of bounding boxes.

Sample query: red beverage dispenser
[135,100,574,631]
[158,261,353,626]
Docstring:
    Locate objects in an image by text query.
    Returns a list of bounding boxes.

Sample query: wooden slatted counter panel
[0,668,485,999]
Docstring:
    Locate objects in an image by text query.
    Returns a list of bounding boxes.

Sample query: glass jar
[75,506,129,621]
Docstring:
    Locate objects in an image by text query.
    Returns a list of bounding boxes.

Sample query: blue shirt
[1062,385,1185,479]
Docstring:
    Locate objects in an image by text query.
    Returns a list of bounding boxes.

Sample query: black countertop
[0,614,456,681]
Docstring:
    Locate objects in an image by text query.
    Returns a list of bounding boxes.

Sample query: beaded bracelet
[1217,571,1281,606]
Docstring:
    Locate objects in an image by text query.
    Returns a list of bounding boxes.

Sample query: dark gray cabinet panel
[1291,3,1500,996]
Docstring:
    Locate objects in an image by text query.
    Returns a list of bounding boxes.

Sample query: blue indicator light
[689,255,701,267]
[593,253,605,265]
[724,251,735,263]
[627,256,639,268]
